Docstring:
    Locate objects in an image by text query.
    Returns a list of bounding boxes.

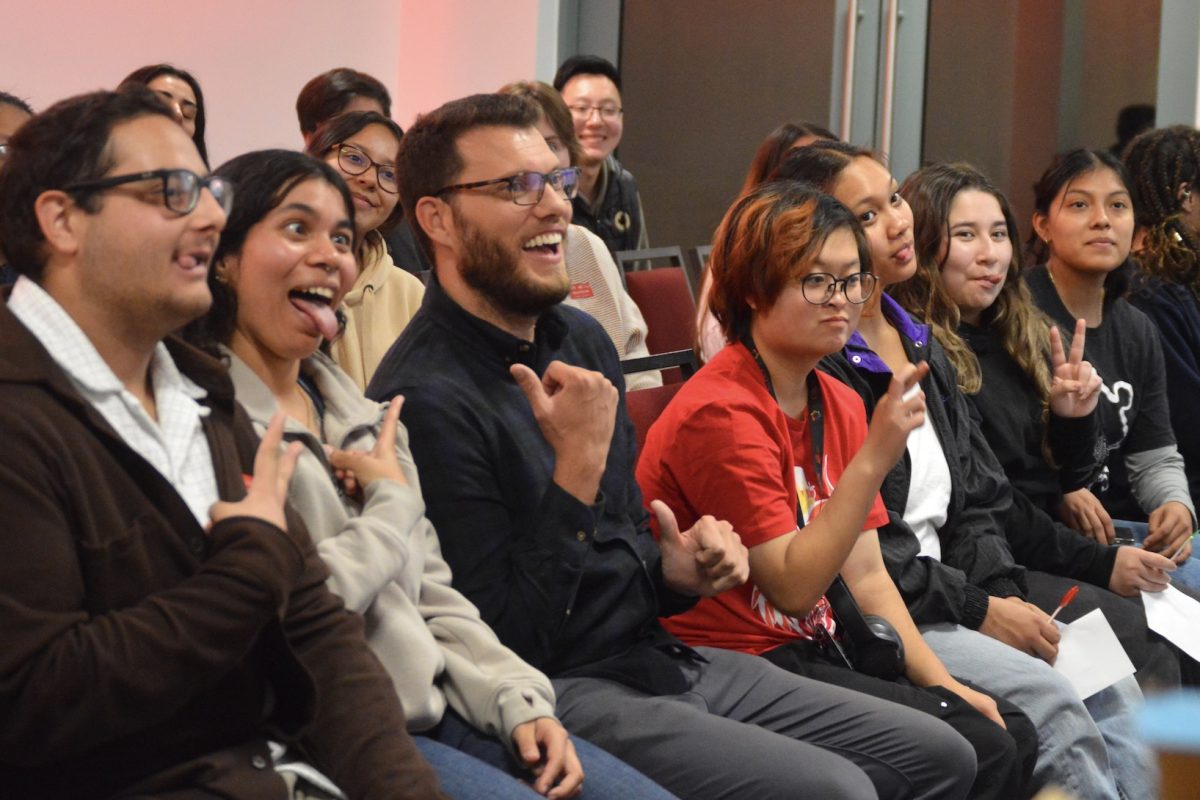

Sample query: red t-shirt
[636,342,889,655]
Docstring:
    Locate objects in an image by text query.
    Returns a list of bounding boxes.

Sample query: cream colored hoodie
[332,231,425,391]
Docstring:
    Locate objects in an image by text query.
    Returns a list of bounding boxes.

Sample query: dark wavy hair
[1123,125,1200,296]
[305,110,405,235]
[896,162,1051,399]
[0,88,173,280]
[296,67,392,136]
[183,149,354,354]
[1028,147,1134,298]
[119,64,208,165]
[710,180,871,343]
[0,90,33,116]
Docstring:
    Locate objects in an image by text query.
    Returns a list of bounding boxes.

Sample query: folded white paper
[1053,609,1136,700]
[1142,585,1200,662]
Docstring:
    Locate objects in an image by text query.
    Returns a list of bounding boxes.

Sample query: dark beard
[458,222,569,316]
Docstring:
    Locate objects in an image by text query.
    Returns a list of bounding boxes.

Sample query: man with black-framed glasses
[0,88,442,799]
[553,55,648,256]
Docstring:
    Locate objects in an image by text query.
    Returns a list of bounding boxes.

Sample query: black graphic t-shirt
[1026,265,1177,520]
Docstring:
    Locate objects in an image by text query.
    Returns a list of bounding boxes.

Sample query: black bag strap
[741,335,879,641]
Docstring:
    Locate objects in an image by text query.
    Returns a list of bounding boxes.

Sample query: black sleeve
[927,343,1027,601]
[877,513,996,628]
[1001,484,1117,588]
[823,350,1025,628]
[1124,311,1179,456]
[397,384,596,671]
[1047,411,1106,493]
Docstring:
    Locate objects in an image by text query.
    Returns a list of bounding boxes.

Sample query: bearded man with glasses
[0,88,443,799]
[365,92,982,800]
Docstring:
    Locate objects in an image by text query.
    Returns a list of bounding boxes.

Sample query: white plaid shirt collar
[8,276,209,405]
[8,276,218,525]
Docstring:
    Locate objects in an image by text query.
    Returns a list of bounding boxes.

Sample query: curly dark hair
[1123,126,1200,296]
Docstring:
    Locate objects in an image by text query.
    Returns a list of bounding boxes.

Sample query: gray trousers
[554,646,976,800]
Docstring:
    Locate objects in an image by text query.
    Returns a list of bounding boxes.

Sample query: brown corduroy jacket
[0,299,445,799]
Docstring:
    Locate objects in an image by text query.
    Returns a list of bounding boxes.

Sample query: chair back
[624,267,697,383]
[626,382,685,453]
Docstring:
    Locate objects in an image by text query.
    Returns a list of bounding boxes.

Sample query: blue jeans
[1120,519,1200,593]
[414,708,676,800]
[921,623,1155,800]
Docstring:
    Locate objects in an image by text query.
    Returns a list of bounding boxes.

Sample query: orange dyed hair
[709,180,870,342]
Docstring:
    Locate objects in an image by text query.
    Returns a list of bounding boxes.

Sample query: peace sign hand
[1049,319,1102,419]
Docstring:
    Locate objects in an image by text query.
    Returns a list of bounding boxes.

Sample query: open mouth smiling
[523,232,564,256]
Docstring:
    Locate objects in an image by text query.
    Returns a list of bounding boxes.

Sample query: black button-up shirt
[367,279,697,693]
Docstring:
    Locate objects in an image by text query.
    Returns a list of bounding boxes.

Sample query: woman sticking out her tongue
[306,110,425,391]
[185,149,670,800]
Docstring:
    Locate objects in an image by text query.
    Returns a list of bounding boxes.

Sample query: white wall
[1,0,558,166]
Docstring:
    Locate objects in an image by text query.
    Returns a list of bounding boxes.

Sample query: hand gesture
[1145,501,1194,561]
[511,718,583,799]
[1048,320,1102,419]
[860,361,929,477]
[209,412,302,532]
[979,596,1061,664]
[1058,488,1115,544]
[655,500,749,596]
[511,361,617,503]
[1109,546,1174,596]
[328,396,409,498]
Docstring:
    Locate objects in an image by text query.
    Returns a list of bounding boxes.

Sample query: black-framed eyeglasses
[798,272,877,305]
[434,167,581,207]
[567,104,623,121]
[335,144,399,194]
[64,169,233,216]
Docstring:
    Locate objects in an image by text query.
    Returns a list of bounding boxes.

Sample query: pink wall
[396,0,549,128]
[1,0,552,165]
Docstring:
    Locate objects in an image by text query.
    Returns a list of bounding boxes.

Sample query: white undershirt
[8,276,219,526]
[902,417,952,561]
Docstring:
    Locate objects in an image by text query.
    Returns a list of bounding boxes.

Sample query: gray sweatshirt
[227,350,557,740]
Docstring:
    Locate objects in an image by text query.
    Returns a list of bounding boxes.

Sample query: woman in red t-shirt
[636,181,1036,800]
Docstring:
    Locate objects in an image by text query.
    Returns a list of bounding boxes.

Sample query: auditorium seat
[623,267,697,384]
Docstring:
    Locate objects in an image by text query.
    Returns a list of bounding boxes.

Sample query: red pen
[1048,585,1080,622]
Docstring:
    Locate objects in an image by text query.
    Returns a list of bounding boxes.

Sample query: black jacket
[958,318,1116,588]
[571,155,645,255]
[820,297,1025,629]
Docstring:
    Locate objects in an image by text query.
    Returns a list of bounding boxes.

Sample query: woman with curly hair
[1124,125,1200,508]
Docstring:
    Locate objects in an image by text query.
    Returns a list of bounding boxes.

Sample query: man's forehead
[562,74,620,100]
[454,125,558,179]
[105,114,206,174]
